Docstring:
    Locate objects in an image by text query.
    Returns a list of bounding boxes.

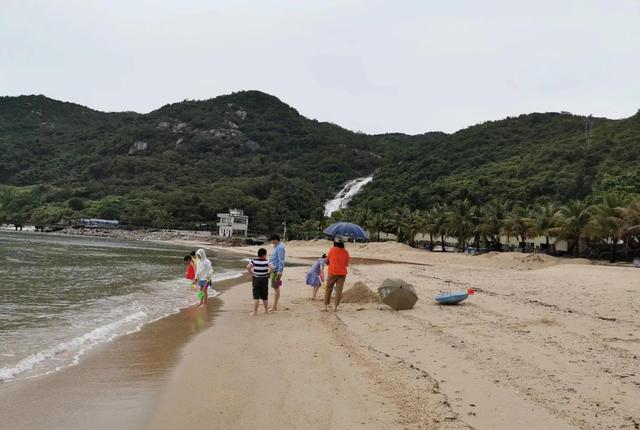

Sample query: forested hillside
[0,91,385,232]
[354,112,640,210]
[0,90,638,233]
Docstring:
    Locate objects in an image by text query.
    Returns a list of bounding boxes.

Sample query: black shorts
[252,277,269,300]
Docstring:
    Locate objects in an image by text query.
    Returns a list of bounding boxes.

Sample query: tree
[353,208,374,232]
[447,200,476,252]
[587,194,627,262]
[556,200,592,257]
[369,213,386,242]
[478,199,510,251]
[388,206,411,243]
[533,202,558,252]
[404,209,420,247]
[503,207,536,253]
[623,198,640,258]
[429,204,449,252]
[417,209,435,250]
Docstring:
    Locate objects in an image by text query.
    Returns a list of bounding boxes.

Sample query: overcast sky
[1,0,639,134]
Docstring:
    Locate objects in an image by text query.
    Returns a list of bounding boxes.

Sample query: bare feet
[269,308,277,312]
[250,311,257,316]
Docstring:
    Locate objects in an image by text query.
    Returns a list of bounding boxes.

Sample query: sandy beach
[0,274,248,430]
[147,241,640,430]
[2,239,638,429]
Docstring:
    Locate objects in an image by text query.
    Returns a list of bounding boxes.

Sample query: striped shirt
[250,258,270,278]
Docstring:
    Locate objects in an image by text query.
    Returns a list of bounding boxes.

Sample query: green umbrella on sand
[378,278,419,311]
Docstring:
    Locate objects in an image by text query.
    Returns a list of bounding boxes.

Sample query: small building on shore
[217,209,249,237]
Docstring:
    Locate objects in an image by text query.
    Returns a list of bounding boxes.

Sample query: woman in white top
[195,248,213,306]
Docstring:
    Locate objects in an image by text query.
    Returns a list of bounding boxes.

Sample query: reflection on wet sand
[0,274,249,430]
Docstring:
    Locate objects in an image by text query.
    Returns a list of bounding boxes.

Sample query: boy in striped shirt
[247,248,270,316]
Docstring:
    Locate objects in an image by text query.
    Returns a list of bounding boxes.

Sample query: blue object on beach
[323,222,369,240]
[435,291,469,305]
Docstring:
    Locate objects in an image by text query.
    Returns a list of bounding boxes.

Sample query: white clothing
[195,248,213,281]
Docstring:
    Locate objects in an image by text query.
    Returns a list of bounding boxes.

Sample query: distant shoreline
[0,223,248,246]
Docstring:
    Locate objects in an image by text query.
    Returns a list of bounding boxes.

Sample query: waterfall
[323,176,374,217]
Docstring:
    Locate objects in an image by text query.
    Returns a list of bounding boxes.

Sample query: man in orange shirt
[322,237,350,312]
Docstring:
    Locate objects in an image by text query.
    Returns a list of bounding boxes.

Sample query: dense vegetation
[0,91,385,232]
[295,196,640,262]
[1,91,639,252]
[354,111,640,210]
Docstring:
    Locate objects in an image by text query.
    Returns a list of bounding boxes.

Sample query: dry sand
[149,241,640,429]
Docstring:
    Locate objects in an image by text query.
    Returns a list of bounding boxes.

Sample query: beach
[148,240,640,429]
[0,273,248,430]
[2,239,639,429]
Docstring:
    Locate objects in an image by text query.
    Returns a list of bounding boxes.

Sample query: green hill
[0,91,638,232]
[0,91,385,231]
[355,111,640,210]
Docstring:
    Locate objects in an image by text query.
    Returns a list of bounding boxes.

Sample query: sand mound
[474,251,564,270]
[353,241,415,253]
[341,282,378,304]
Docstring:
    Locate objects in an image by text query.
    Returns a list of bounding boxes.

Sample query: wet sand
[3,240,640,429]
[0,274,249,430]
[148,241,640,429]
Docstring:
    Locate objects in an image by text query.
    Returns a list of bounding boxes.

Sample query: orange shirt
[327,247,350,276]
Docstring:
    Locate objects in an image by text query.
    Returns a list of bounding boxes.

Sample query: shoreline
[0,262,250,430]
[0,224,249,247]
[149,241,640,429]
[1,238,639,429]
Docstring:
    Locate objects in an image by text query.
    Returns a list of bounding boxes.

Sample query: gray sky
[1,0,639,134]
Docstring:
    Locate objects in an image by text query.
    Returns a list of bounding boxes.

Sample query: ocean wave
[0,311,146,382]
[0,270,244,383]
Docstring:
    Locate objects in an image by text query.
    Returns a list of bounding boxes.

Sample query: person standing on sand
[305,254,326,300]
[322,238,350,312]
[247,248,270,316]
[195,248,213,306]
[268,234,285,312]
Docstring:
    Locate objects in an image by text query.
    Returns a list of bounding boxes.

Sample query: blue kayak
[435,291,469,305]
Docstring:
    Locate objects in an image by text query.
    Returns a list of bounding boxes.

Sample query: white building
[217,208,249,237]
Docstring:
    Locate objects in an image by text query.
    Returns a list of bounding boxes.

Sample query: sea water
[0,230,244,382]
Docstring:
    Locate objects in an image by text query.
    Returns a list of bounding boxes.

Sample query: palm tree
[429,204,449,252]
[587,194,627,263]
[388,206,411,243]
[623,198,640,236]
[318,217,329,237]
[353,208,374,232]
[533,202,558,252]
[404,209,421,247]
[470,204,483,250]
[623,198,640,259]
[369,213,386,242]
[478,199,510,251]
[503,207,536,253]
[417,209,435,250]
[556,200,592,257]
[447,199,475,252]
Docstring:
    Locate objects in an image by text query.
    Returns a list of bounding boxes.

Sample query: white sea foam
[0,311,146,382]
[0,270,244,383]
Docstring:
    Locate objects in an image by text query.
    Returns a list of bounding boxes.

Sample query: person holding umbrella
[322,237,350,312]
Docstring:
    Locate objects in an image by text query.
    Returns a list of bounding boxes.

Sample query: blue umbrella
[323,222,369,240]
